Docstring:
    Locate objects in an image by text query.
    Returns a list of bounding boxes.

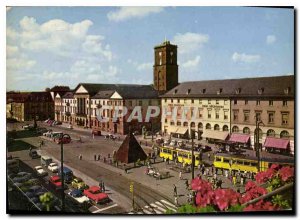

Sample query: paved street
[7,121,295,214]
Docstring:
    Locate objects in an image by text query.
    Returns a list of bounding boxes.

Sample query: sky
[6,6,294,91]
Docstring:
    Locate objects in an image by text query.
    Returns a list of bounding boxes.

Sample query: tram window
[195,156,199,160]
[236,160,244,165]
[244,161,250,166]
[232,160,236,164]
[223,159,230,163]
[250,162,258,167]
[215,157,222,162]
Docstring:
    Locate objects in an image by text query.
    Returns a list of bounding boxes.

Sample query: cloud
[107,7,164,22]
[232,52,261,63]
[266,35,276,45]
[182,56,201,68]
[172,32,209,54]
[136,62,152,71]
[6,45,19,57]
[6,7,12,11]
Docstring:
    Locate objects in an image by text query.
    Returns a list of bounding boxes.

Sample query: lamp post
[190,130,198,180]
[59,133,70,212]
[255,118,264,172]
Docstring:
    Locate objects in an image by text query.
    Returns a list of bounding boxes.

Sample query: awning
[229,133,250,144]
[176,127,188,135]
[168,126,179,133]
[202,130,229,141]
[264,137,290,149]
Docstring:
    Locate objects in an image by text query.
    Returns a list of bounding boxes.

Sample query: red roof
[229,133,250,144]
[263,137,290,149]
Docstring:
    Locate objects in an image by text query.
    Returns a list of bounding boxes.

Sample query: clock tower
[153,40,178,93]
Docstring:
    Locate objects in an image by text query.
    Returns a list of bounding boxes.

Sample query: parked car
[41,156,53,167]
[71,177,88,190]
[49,175,62,190]
[25,185,47,198]
[12,172,32,183]
[22,124,34,130]
[68,124,73,129]
[83,186,109,204]
[58,167,73,183]
[53,121,62,125]
[48,162,59,172]
[68,189,90,204]
[34,166,48,177]
[29,150,40,159]
[35,127,48,135]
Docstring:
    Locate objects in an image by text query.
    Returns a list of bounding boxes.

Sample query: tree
[40,192,54,211]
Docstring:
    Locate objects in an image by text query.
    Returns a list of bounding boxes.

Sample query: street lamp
[255,117,264,172]
[59,132,70,212]
[190,130,198,180]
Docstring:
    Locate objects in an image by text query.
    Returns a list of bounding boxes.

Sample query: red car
[83,186,109,204]
[49,175,62,189]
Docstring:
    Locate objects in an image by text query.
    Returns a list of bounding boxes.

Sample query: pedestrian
[98,154,101,161]
[173,184,177,197]
[102,182,105,192]
[104,157,106,163]
[174,196,178,206]
[233,176,237,186]
[99,181,102,190]
[94,154,96,161]
[93,133,95,139]
[208,153,211,161]
[189,192,193,204]
[225,170,228,178]
[179,171,182,180]
[166,157,169,165]
[185,179,189,189]
[240,176,244,185]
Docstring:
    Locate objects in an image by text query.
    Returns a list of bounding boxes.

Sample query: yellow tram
[213,153,294,173]
[159,146,202,166]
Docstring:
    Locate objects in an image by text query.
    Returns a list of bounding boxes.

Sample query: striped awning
[264,137,290,149]
[229,133,250,144]
[202,130,229,141]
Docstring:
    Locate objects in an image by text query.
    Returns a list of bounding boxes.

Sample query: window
[245,100,248,105]
[267,129,275,137]
[208,110,211,119]
[283,101,288,106]
[165,99,167,103]
[184,99,187,104]
[202,89,206,94]
[256,100,260,106]
[214,124,220,131]
[148,100,152,105]
[234,100,237,105]
[191,99,194,104]
[165,119,168,123]
[177,121,181,126]
[129,101,132,106]
[206,123,211,130]
[224,111,228,120]
[199,99,202,104]
[223,125,229,131]
[232,126,239,133]
[224,100,228,105]
[243,127,250,134]
[223,159,230,163]
[233,110,238,121]
[268,112,274,123]
[215,157,222,162]
[244,111,250,122]
[282,113,289,125]
[280,130,289,138]
[171,99,173,103]
[269,100,273,106]
[215,111,219,119]
[208,99,211,104]
[170,121,175,125]
[216,100,219,104]
[177,99,180,103]
[139,100,142,106]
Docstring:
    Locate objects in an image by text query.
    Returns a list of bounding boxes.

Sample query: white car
[34,166,48,176]
[43,131,52,137]
[68,189,90,204]
[48,163,59,172]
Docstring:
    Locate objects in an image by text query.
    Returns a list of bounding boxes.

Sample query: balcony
[76,113,87,117]
[65,112,71,117]
[66,102,70,106]
[97,104,102,109]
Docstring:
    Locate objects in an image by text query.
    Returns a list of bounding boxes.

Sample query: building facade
[161,75,294,153]
[6,92,54,121]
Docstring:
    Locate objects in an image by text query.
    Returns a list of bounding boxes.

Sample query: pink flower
[279,166,294,182]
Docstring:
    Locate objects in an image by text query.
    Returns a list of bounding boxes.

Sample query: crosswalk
[128,199,177,214]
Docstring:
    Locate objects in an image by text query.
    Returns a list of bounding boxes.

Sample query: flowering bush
[184,165,294,213]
